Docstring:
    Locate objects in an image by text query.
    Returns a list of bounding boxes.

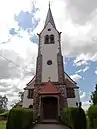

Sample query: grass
[0,120,7,129]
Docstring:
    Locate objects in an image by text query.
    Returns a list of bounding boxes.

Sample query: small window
[48,28,51,31]
[66,88,75,98]
[47,60,52,65]
[50,34,54,44]
[44,35,49,44]
[28,90,33,99]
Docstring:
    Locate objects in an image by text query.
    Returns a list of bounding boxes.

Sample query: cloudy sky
[0,0,97,110]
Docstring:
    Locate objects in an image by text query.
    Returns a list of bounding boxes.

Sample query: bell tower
[33,3,68,119]
[35,3,65,84]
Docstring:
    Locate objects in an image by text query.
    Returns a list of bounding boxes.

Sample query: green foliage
[60,107,87,129]
[0,107,5,114]
[18,92,24,102]
[6,108,34,129]
[87,105,97,129]
[0,95,8,110]
[91,84,97,105]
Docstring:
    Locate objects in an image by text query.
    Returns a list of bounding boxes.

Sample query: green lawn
[0,120,6,129]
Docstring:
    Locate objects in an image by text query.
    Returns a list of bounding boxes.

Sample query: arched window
[50,34,54,44]
[45,35,49,44]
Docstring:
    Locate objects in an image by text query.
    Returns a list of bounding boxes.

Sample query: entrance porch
[39,96,60,121]
[38,80,61,121]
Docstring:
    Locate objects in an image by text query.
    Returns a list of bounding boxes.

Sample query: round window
[47,60,52,65]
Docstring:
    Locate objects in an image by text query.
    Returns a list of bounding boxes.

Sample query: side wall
[22,90,33,108]
[67,88,80,107]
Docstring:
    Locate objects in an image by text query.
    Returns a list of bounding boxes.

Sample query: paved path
[33,124,70,129]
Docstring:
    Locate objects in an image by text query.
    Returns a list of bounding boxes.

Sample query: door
[42,97,58,119]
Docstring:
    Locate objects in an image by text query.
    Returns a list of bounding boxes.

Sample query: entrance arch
[41,96,58,119]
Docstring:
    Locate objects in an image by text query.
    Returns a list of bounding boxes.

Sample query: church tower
[35,3,65,84]
[33,3,68,121]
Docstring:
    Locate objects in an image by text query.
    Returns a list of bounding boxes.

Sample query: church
[22,4,80,121]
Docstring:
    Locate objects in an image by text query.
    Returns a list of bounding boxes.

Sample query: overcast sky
[0,0,97,110]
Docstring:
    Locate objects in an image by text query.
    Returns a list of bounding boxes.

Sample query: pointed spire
[49,1,50,7]
[44,2,56,28]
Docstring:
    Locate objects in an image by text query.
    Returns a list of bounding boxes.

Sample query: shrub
[6,107,34,129]
[60,107,87,129]
[87,105,97,129]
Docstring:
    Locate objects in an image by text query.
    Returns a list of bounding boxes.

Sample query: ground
[33,124,70,129]
[0,120,6,129]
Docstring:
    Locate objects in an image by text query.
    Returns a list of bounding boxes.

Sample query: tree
[18,91,24,102]
[91,84,97,105]
[0,95,8,113]
[10,92,24,108]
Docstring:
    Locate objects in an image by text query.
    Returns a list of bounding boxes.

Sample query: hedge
[6,107,34,129]
[87,105,97,129]
[60,107,87,129]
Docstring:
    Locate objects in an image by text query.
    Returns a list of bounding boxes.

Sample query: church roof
[24,75,35,90]
[39,80,60,94]
[44,3,56,28]
[64,72,77,84]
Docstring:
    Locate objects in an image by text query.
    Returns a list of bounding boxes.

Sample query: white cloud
[95,70,97,74]
[82,101,90,111]
[76,66,89,73]
[0,23,37,108]
[0,0,38,108]
[74,53,97,66]
[83,66,89,72]
[70,74,82,82]
[79,91,91,111]
[80,92,87,99]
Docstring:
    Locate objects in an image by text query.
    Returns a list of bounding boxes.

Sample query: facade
[23,4,80,121]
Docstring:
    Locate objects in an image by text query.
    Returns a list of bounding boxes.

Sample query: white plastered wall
[40,22,60,82]
[22,90,33,108]
[67,88,80,107]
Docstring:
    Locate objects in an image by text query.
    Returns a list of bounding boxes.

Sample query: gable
[39,80,60,94]
[40,22,59,36]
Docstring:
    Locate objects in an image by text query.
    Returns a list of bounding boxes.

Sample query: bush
[87,105,97,129]
[6,107,34,129]
[60,107,87,129]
